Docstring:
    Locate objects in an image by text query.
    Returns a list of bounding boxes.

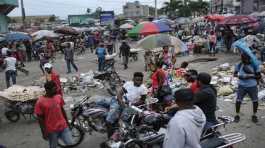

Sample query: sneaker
[234,115,240,123]
[252,115,258,123]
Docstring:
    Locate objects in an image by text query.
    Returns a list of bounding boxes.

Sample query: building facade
[123,1,149,18]
[0,0,18,33]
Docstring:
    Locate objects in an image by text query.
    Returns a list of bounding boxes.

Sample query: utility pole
[154,0,157,19]
[21,0,26,29]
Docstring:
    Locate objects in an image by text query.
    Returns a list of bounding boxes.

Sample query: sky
[9,0,169,19]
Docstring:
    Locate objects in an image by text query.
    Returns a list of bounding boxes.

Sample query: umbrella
[249,12,260,17]
[205,15,225,22]
[54,26,79,35]
[175,17,191,24]
[232,39,260,71]
[119,23,134,29]
[31,30,59,41]
[153,19,175,26]
[5,32,31,42]
[128,22,171,37]
[258,11,265,17]
[136,34,186,53]
[219,15,257,25]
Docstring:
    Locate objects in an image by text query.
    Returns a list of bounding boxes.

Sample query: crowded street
[1,0,265,148]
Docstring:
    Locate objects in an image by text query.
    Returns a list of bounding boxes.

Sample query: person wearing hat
[43,63,62,96]
[234,53,261,123]
[119,40,130,69]
[163,88,206,148]
[194,72,218,129]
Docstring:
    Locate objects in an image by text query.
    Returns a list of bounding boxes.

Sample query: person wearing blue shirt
[95,43,106,72]
[234,53,261,123]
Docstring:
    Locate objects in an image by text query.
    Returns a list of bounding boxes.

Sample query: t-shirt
[190,81,200,94]
[235,63,260,87]
[1,47,8,56]
[34,95,68,133]
[96,47,106,58]
[123,81,148,104]
[4,57,16,71]
[151,69,167,90]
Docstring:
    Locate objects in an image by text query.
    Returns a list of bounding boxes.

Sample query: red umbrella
[54,26,79,35]
[205,15,225,22]
[219,15,257,25]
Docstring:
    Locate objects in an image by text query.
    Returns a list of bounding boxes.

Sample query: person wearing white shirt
[3,51,17,88]
[97,72,148,138]
[1,46,9,56]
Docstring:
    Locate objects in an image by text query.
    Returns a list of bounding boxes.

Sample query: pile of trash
[0,85,45,102]
[211,63,238,97]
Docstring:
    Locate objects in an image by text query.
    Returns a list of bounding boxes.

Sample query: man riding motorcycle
[96,72,148,138]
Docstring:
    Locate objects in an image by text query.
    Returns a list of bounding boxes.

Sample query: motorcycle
[94,64,124,96]
[58,96,108,147]
[101,104,245,148]
[4,100,37,122]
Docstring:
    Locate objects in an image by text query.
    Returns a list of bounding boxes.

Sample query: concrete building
[123,1,149,18]
[211,0,264,14]
[0,0,18,33]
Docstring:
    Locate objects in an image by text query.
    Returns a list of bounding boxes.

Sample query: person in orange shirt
[43,63,63,96]
[175,61,189,78]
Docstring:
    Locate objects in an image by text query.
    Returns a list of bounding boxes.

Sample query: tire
[125,141,143,148]
[5,111,20,122]
[58,124,85,148]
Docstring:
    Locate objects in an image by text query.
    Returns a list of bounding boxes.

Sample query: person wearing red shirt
[43,63,63,96]
[34,81,72,148]
[175,61,189,78]
[184,69,199,94]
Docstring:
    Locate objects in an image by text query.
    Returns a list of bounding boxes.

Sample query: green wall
[0,14,8,33]
[0,0,18,6]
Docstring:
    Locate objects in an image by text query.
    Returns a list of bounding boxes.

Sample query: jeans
[66,59,78,73]
[98,57,105,72]
[48,128,73,148]
[209,42,216,54]
[5,70,16,88]
[237,85,258,102]
[96,98,121,124]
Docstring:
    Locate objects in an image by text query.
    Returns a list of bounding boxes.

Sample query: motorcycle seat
[200,137,227,148]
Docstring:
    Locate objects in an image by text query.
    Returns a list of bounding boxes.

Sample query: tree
[48,15,56,22]
[160,0,183,18]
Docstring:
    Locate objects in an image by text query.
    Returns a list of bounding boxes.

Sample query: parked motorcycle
[94,65,124,96]
[58,96,108,147]
[4,100,37,122]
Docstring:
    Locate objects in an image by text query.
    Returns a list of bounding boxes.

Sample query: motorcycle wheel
[58,124,85,148]
[5,111,20,122]
[125,141,143,148]
[133,55,138,61]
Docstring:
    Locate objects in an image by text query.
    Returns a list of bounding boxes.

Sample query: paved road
[0,51,264,148]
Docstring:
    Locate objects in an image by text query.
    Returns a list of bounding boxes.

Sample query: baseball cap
[43,63,53,69]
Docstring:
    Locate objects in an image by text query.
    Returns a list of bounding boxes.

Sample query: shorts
[236,86,258,102]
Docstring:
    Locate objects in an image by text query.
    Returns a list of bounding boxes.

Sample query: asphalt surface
[0,50,264,148]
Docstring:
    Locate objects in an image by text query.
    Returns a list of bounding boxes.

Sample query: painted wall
[0,14,8,33]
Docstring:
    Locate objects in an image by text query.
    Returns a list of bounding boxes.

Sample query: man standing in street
[64,42,78,74]
[163,88,206,148]
[35,81,73,148]
[3,51,17,88]
[234,53,261,123]
[194,72,218,128]
[119,40,130,69]
[95,43,106,72]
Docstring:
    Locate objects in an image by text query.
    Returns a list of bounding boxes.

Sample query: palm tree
[161,0,183,18]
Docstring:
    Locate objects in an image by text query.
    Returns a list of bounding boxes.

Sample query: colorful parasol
[205,15,225,22]
[31,30,60,41]
[128,22,172,37]
[5,32,31,42]
[54,26,79,35]
[219,15,257,25]
[136,34,186,53]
